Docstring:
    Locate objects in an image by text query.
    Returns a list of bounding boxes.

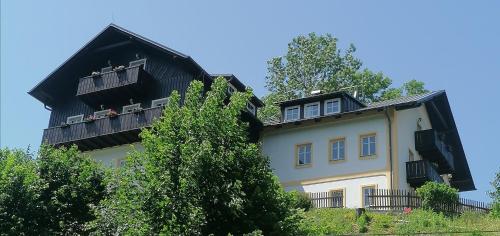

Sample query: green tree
[489,168,500,218]
[93,78,300,235]
[0,148,44,234]
[38,145,107,234]
[380,79,429,100]
[260,33,427,122]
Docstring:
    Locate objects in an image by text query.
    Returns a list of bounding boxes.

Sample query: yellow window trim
[329,137,347,164]
[329,188,346,208]
[295,142,313,168]
[359,132,378,160]
[361,184,378,207]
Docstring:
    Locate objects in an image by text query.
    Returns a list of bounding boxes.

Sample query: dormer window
[227,83,237,95]
[247,102,256,115]
[285,105,300,121]
[304,102,320,118]
[151,98,169,108]
[123,103,141,113]
[66,114,84,124]
[324,98,341,115]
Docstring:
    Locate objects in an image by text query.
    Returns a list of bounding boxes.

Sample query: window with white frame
[304,102,320,118]
[296,143,312,166]
[285,106,300,121]
[227,83,237,95]
[360,134,376,157]
[151,98,168,108]
[122,103,141,113]
[66,114,84,124]
[324,98,341,115]
[362,185,377,207]
[94,110,110,119]
[330,138,346,161]
[247,102,256,115]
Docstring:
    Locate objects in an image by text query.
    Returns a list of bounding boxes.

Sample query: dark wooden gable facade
[30,24,261,151]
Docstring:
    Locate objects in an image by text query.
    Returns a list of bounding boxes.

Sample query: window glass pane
[370,142,376,155]
[297,144,311,165]
[339,141,345,159]
[332,142,338,160]
[326,100,340,114]
[362,143,369,156]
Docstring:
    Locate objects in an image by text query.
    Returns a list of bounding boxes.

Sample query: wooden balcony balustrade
[415,129,455,174]
[76,65,152,108]
[42,107,163,151]
[406,160,444,188]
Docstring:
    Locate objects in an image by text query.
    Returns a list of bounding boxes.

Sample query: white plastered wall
[395,105,433,190]
[83,142,143,167]
[286,175,388,208]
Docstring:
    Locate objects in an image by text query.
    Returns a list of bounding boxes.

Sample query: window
[360,134,376,157]
[285,106,300,121]
[122,103,141,113]
[296,143,312,167]
[227,83,237,95]
[330,138,346,162]
[152,98,168,108]
[409,149,415,162]
[66,114,84,124]
[247,102,256,115]
[304,102,320,118]
[324,98,341,115]
[94,109,110,119]
[330,189,345,208]
[116,159,126,168]
[362,185,377,207]
[129,58,146,68]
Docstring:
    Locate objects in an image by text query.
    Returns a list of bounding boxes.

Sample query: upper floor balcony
[406,160,444,188]
[415,129,455,174]
[42,106,163,151]
[76,63,152,108]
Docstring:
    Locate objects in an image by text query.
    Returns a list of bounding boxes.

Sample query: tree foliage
[260,33,428,122]
[93,78,300,235]
[0,145,107,235]
[0,148,44,234]
[416,182,459,214]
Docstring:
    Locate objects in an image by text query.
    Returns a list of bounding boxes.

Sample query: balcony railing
[76,65,152,108]
[42,107,163,151]
[415,129,454,174]
[406,160,444,188]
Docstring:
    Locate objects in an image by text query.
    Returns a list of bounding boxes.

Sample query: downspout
[384,108,394,190]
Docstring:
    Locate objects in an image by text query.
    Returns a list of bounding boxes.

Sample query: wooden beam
[429,101,449,130]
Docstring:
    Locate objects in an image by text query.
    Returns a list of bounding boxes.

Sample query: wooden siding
[77,65,142,96]
[48,54,196,128]
[43,107,163,151]
[415,129,455,174]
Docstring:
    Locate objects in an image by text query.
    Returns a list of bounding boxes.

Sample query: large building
[30,25,474,208]
[261,91,474,208]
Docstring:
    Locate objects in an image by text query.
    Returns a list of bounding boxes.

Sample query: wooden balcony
[76,65,152,108]
[42,107,163,151]
[415,129,455,174]
[406,160,444,188]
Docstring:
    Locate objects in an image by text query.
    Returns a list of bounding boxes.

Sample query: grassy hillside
[298,208,500,235]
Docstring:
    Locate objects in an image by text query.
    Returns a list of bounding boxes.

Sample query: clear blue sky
[1,0,499,202]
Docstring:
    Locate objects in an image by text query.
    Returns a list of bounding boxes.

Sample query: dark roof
[278,91,366,108]
[210,74,264,107]
[30,24,219,105]
[364,90,443,110]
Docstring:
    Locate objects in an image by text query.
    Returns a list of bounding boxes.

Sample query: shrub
[288,190,313,211]
[490,202,500,219]
[416,182,458,213]
[356,212,370,233]
[396,209,450,234]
